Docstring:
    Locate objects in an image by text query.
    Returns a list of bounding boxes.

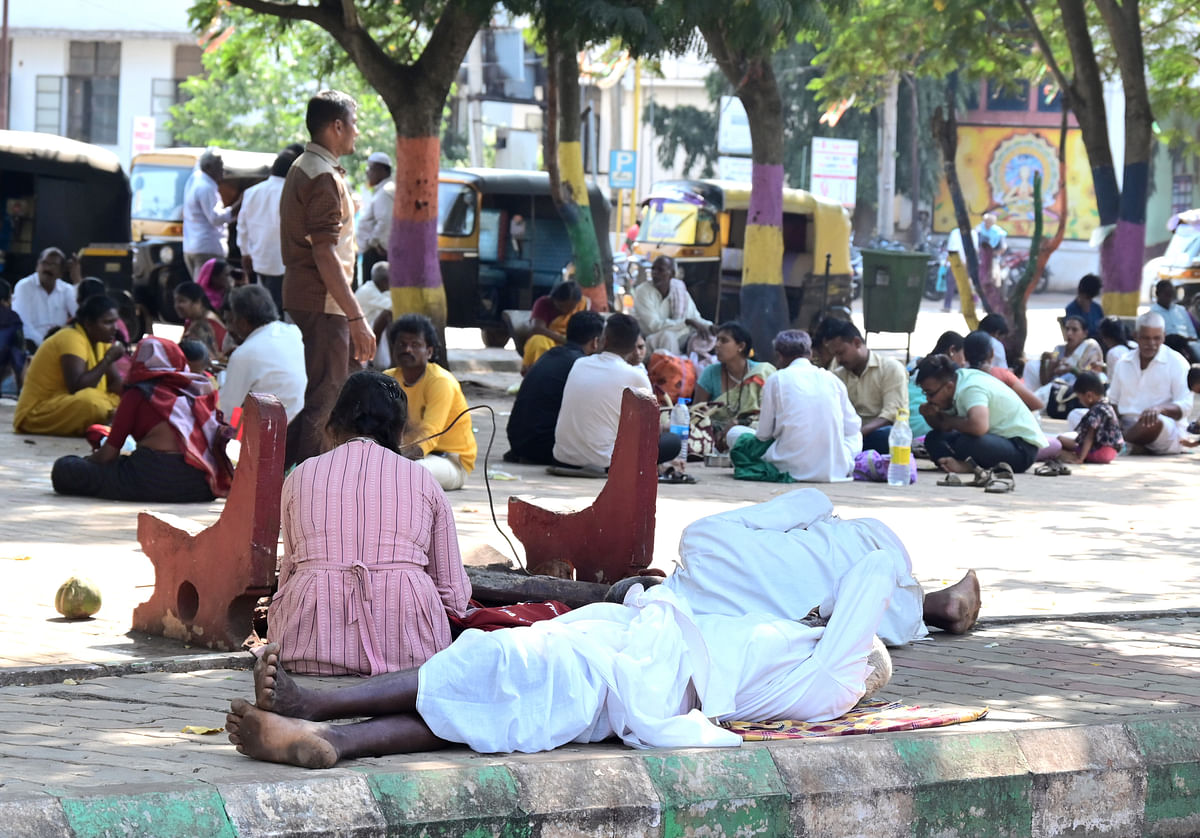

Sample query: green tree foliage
[170,9,468,187]
[645,42,944,215]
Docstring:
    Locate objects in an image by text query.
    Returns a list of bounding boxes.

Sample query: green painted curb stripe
[60,789,235,838]
[895,734,1033,838]
[642,747,788,837]
[364,765,530,838]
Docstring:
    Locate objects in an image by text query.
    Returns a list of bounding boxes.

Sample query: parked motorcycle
[1000,250,1051,294]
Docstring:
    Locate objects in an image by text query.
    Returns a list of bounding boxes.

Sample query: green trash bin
[859,248,931,333]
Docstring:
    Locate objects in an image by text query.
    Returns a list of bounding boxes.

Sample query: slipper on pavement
[658,467,698,485]
[937,473,969,487]
[1034,460,1071,476]
[546,464,607,479]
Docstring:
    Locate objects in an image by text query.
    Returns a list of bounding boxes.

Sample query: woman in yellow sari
[14,294,125,436]
[521,280,588,372]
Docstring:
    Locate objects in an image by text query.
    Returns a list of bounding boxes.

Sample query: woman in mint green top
[915,354,1047,474]
[690,322,776,458]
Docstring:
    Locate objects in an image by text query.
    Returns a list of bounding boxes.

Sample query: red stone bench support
[132,393,286,650]
[509,388,659,583]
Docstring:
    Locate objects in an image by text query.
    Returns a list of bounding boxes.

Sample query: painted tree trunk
[737,60,790,366]
[388,133,447,332]
[1098,163,1149,316]
[550,42,606,311]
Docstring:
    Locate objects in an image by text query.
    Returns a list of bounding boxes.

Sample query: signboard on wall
[717,96,752,156]
[131,116,156,156]
[932,126,1097,241]
[809,138,858,207]
[717,155,753,183]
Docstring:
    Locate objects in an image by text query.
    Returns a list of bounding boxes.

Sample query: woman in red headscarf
[51,337,234,502]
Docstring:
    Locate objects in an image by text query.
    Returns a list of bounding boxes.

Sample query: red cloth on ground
[449,600,571,632]
[111,337,233,496]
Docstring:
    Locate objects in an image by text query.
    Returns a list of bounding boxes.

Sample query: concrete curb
[0,653,252,687]
[4,713,1200,836]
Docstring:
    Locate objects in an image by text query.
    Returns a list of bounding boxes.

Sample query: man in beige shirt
[280,89,377,466]
[822,319,908,453]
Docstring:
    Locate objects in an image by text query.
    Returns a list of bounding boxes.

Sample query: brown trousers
[285,310,358,467]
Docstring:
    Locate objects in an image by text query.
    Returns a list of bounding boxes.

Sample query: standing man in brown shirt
[280,90,377,466]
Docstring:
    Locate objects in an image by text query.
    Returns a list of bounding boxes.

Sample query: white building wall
[8,37,68,135]
[116,40,177,167]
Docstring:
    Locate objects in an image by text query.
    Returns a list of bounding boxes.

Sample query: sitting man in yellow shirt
[384,313,476,491]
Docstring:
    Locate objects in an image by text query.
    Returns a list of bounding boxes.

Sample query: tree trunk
[700,22,789,364]
[1005,173,1044,363]
[1056,0,1131,315]
[738,61,791,366]
[386,103,448,350]
[931,78,980,330]
[549,38,607,311]
[1095,0,1151,316]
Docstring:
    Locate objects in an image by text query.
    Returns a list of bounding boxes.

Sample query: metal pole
[0,0,10,131]
[631,59,641,207]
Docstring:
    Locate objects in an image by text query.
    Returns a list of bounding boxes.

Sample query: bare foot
[254,642,313,719]
[936,456,975,474]
[226,698,339,769]
[923,569,981,634]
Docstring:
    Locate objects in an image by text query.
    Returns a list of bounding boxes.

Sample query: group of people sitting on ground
[228,372,983,765]
[8,247,478,500]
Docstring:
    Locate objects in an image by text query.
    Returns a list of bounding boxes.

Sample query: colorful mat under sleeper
[721,698,989,741]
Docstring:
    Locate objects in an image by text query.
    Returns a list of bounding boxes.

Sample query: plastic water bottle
[669,398,691,447]
[887,408,912,486]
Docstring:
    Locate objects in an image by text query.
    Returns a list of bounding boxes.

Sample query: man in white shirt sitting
[12,247,76,350]
[726,329,862,482]
[240,145,302,314]
[221,284,307,424]
[553,313,681,471]
[1107,311,1191,454]
[357,151,395,282]
[355,261,394,369]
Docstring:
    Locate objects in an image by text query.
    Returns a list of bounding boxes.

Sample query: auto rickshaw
[129,146,275,320]
[631,179,853,331]
[437,168,612,346]
[0,130,131,286]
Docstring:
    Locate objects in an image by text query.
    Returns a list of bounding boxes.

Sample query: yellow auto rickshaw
[632,179,853,330]
[129,147,275,319]
[438,168,612,346]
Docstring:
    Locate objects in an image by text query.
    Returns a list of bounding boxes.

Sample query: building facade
[4,0,199,168]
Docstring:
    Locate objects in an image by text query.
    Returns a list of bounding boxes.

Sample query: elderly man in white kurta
[726,330,862,482]
[632,255,713,354]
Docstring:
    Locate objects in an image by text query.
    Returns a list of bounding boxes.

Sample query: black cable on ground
[408,403,528,574]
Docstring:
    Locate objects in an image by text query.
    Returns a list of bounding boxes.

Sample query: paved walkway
[3,296,1200,835]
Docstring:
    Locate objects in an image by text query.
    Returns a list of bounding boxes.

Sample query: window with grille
[151,79,179,146]
[1172,175,1194,215]
[66,41,120,144]
[35,75,63,134]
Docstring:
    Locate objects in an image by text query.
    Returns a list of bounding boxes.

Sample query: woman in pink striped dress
[269,371,472,676]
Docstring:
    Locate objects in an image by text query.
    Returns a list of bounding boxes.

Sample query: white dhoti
[662,488,928,646]
[416,553,901,753]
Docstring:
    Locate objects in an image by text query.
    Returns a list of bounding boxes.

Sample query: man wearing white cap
[358,151,395,283]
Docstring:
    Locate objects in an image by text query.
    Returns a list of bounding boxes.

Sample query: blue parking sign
[609,150,637,190]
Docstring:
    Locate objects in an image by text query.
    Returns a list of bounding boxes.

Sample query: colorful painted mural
[933,126,1097,241]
